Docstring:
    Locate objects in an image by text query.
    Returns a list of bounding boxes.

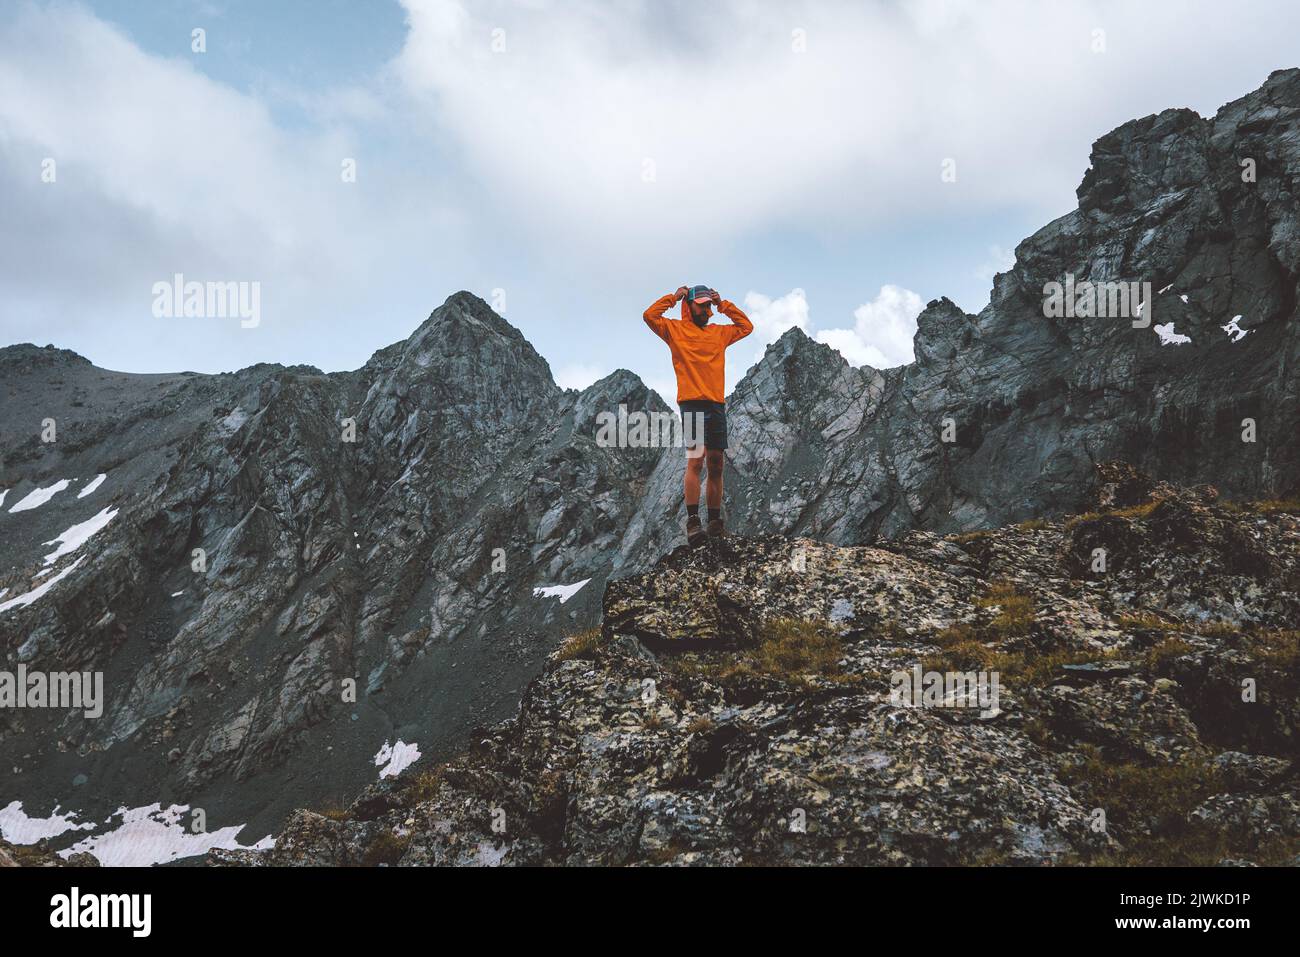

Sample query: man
[643,284,753,545]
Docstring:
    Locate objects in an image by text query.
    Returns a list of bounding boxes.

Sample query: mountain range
[1,68,1298,864]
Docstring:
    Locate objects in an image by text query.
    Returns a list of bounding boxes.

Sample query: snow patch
[1179,294,1189,303]
[42,507,118,565]
[1221,315,1250,342]
[374,740,422,779]
[8,479,70,513]
[77,474,107,498]
[0,801,94,843]
[1157,284,1173,294]
[57,803,273,867]
[1153,323,1192,346]
[533,579,591,604]
[0,557,84,614]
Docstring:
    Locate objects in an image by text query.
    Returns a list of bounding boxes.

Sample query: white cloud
[741,288,809,345]
[554,363,608,391]
[816,285,924,369]
[0,5,348,269]
[0,3,452,373]
[390,0,1300,268]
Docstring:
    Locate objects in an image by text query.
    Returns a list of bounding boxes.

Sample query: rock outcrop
[234,468,1300,866]
[0,837,98,868]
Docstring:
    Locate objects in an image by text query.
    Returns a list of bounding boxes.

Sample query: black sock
[686,504,700,519]
[708,507,721,523]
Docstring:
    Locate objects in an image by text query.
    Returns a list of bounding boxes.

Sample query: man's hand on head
[674,286,689,302]
[709,289,722,306]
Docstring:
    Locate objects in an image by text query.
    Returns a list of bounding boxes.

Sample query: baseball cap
[688,285,713,303]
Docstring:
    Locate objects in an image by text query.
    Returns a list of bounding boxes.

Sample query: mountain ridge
[2,69,1299,861]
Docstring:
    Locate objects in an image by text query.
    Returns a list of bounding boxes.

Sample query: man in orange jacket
[643,285,753,544]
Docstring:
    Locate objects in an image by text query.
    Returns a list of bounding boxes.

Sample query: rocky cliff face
[618,68,1300,566]
[2,70,1299,861]
[227,467,1300,866]
[0,294,668,848]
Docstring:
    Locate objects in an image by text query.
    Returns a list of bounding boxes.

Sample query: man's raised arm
[643,286,687,342]
[713,293,753,345]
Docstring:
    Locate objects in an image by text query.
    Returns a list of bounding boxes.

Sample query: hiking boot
[686,515,706,546]
[707,518,725,538]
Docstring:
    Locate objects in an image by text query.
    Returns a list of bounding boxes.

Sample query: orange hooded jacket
[643,293,753,404]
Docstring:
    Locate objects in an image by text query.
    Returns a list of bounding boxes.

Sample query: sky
[2,0,1297,404]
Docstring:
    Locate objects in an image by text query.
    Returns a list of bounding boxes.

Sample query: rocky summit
[2,70,1300,864]
[223,466,1299,866]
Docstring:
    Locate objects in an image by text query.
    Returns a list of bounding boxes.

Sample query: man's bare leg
[685,447,705,505]
[684,446,706,544]
[704,449,726,537]
[705,449,724,510]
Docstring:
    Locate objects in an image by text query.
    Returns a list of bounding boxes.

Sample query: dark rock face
[0,294,668,843]
[240,469,1300,866]
[3,71,1299,858]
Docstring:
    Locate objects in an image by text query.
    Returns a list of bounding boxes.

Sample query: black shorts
[679,400,728,451]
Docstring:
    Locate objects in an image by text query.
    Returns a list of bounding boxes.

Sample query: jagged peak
[574,368,661,404]
[359,290,558,391]
[414,290,531,346]
[358,291,532,367]
[760,325,845,367]
[744,325,845,379]
[1075,69,1300,215]
[1233,66,1300,109]
[729,324,853,405]
[571,368,669,433]
[772,324,813,348]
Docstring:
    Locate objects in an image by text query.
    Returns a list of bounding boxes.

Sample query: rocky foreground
[217,465,1299,866]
